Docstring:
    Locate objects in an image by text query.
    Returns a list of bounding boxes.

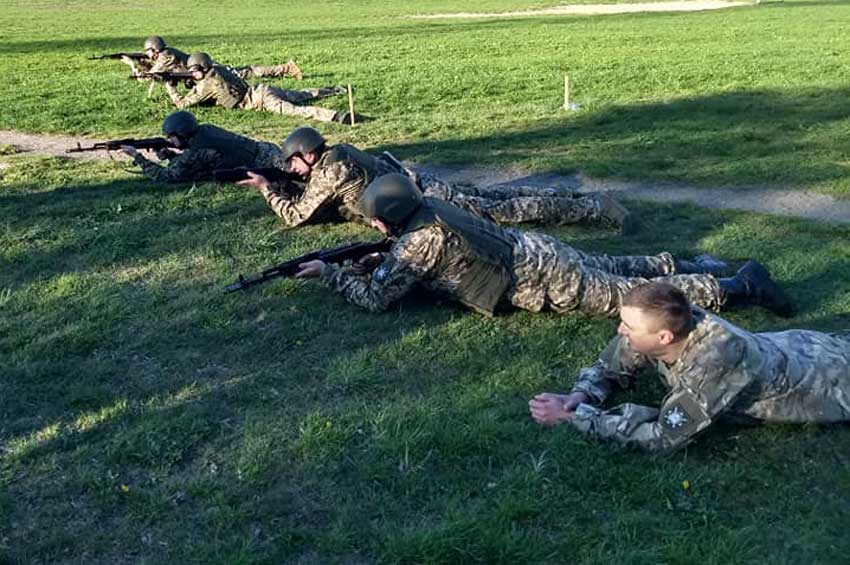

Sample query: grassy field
[1,0,850,194]
[2,1,850,564]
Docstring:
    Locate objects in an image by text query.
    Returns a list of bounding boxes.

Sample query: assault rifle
[213,167,302,184]
[131,71,195,86]
[90,52,148,61]
[66,137,173,153]
[225,239,392,293]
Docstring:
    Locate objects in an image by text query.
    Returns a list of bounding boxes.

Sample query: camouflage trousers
[239,84,342,122]
[418,173,604,226]
[508,231,722,317]
[231,61,302,80]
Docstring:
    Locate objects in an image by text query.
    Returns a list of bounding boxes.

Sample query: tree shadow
[375,87,850,191]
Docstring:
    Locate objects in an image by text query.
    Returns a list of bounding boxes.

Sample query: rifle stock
[225,239,392,293]
[66,137,173,153]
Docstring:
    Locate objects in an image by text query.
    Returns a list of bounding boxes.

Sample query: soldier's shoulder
[322,144,355,165]
[162,47,188,62]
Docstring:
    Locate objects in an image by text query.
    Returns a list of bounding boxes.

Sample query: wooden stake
[347,83,356,126]
[563,75,570,110]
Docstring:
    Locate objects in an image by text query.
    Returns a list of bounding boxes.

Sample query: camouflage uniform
[568,308,850,452]
[318,200,723,315]
[229,62,302,80]
[131,124,285,183]
[260,147,623,228]
[258,145,400,226]
[127,48,300,79]
[126,47,189,75]
[418,172,612,227]
[164,65,341,122]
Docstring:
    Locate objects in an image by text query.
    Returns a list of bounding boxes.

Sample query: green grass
[1,0,849,195]
[2,1,850,563]
[2,154,850,564]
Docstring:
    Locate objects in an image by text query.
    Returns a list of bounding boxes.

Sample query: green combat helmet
[360,173,424,225]
[187,52,213,71]
[143,36,166,52]
[281,127,326,162]
[162,111,199,138]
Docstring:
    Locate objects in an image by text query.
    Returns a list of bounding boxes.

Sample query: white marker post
[563,75,570,110]
[347,84,356,126]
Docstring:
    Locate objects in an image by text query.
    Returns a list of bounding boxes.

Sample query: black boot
[718,260,795,317]
[674,254,731,276]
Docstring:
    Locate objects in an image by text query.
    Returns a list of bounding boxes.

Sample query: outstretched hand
[528,392,588,426]
[295,260,325,278]
[236,171,270,190]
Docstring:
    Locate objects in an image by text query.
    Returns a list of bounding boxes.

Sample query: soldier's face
[618,306,671,356]
[370,218,390,236]
[288,154,313,177]
[146,48,158,59]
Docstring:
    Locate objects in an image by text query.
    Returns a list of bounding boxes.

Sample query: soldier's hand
[529,392,588,426]
[155,148,177,160]
[294,260,326,278]
[236,171,270,190]
[120,55,135,66]
[350,253,384,275]
[120,145,138,158]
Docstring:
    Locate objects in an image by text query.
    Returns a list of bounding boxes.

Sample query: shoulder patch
[659,391,708,441]
[662,405,690,429]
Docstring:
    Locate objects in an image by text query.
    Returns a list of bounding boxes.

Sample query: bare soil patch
[1,129,847,224]
[418,164,850,225]
[410,0,752,19]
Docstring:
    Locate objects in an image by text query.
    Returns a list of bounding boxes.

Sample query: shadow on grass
[377,87,850,191]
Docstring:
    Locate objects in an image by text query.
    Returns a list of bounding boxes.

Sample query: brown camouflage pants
[239,84,341,122]
[418,173,602,226]
[231,62,300,80]
[508,231,722,317]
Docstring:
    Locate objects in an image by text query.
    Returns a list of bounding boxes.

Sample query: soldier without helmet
[530,282,850,453]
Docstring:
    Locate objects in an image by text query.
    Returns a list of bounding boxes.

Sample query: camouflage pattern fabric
[133,140,283,183]
[319,223,723,315]
[238,84,340,122]
[417,172,612,227]
[259,149,400,227]
[230,61,301,80]
[507,231,721,316]
[165,66,247,109]
[125,47,188,76]
[568,308,850,452]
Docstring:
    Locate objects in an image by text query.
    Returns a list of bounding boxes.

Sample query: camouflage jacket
[165,65,248,109]
[568,308,850,452]
[129,47,189,74]
[259,146,399,227]
[318,223,593,314]
[132,140,283,183]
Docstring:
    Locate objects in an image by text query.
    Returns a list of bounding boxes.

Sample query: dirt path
[0,130,113,159]
[417,165,850,225]
[2,129,848,225]
[409,0,752,19]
